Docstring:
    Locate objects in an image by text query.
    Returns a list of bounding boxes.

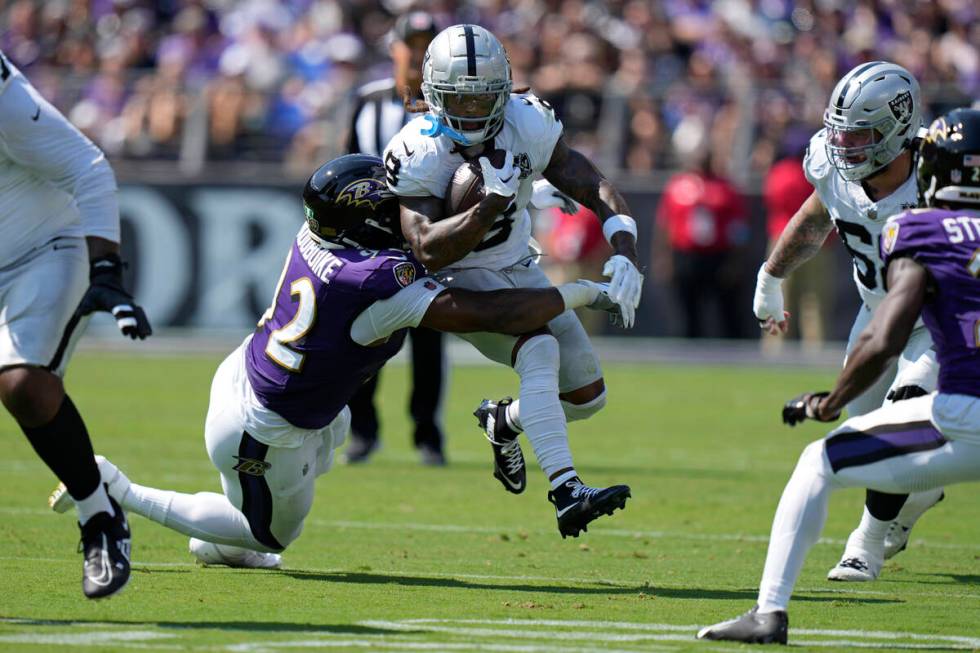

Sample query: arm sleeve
[0,71,119,242]
[350,277,447,346]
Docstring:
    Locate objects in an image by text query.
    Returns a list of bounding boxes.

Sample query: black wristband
[90,253,124,279]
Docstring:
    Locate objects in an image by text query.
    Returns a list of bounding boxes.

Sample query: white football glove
[602,255,643,311]
[565,279,634,329]
[753,263,789,335]
[479,151,521,200]
[529,179,578,213]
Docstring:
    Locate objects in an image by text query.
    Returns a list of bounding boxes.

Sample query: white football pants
[117,351,348,553]
[757,392,980,612]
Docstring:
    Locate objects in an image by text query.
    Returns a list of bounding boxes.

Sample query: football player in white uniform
[0,53,151,598]
[382,25,643,538]
[49,155,624,569]
[753,62,942,581]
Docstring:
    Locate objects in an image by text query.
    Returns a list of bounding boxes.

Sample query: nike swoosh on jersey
[403,143,414,157]
[31,106,39,121]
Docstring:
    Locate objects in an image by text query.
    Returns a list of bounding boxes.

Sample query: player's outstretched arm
[351,279,618,347]
[813,257,927,419]
[543,137,642,310]
[422,281,618,335]
[399,191,514,272]
[755,190,834,335]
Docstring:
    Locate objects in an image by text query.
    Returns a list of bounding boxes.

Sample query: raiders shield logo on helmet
[393,261,416,287]
[888,91,914,123]
[882,221,901,254]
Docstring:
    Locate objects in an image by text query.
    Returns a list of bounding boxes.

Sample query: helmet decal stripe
[463,25,476,76]
[836,61,881,109]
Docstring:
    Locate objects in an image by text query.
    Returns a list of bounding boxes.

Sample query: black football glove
[782,391,839,426]
[886,384,930,402]
[76,253,152,340]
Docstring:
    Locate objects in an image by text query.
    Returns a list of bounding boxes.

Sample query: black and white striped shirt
[346,78,415,157]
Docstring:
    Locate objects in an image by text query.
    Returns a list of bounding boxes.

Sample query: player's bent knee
[511,328,555,368]
[512,333,560,374]
[0,366,65,427]
[798,440,831,476]
[561,390,607,422]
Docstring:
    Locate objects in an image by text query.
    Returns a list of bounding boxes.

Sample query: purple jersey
[245,227,425,429]
[881,209,980,397]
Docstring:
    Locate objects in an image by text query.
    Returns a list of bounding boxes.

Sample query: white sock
[896,488,944,527]
[550,470,578,489]
[74,484,114,526]
[505,400,523,432]
[125,483,270,552]
[845,507,889,559]
[757,441,832,613]
[513,335,574,478]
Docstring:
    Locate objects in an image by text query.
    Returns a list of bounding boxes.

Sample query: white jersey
[804,129,918,310]
[383,93,563,270]
[0,54,120,266]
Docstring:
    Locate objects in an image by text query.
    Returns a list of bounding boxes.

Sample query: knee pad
[561,390,607,422]
[513,334,560,390]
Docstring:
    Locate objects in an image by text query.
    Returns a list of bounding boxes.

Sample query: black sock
[865,489,908,522]
[21,395,100,500]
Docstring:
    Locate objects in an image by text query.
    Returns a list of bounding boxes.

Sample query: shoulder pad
[383,117,446,198]
[362,253,427,299]
[802,130,832,187]
[508,94,563,145]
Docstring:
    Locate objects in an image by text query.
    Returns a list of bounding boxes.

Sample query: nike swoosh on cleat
[89,534,113,586]
[495,469,524,491]
[555,502,580,518]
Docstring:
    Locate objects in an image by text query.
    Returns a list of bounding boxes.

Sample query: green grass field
[1,352,979,652]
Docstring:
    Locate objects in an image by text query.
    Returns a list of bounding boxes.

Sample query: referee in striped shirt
[344,12,448,466]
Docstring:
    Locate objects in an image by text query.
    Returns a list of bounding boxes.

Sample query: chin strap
[420,114,472,145]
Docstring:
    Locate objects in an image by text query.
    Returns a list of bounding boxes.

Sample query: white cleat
[827,553,882,582]
[189,538,282,569]
[49,455,131,514]
[884,488,945,560]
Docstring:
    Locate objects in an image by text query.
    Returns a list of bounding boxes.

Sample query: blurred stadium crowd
[3,0,977,179]
[3,0,978,340]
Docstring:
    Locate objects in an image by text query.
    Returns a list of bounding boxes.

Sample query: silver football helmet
[421,24,512,146]
[823,61,922,181]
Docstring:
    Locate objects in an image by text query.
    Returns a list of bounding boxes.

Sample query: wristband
[756,263,783,291]
[602,214,637,245]
[556,282,598,310]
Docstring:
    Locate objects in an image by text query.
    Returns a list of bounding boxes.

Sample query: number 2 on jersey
[264,278,317,373]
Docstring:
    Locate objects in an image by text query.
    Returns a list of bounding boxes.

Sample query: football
[443,149,508,216]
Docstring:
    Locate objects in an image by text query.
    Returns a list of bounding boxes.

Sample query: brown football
[443,149,508,217]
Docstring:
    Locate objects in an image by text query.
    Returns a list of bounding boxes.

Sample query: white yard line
[2,617,978,652]
[4,554,980,601]
[8,504,978,554]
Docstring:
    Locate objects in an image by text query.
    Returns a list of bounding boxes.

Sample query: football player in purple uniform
[699,107,980,644]
[49,154,622,568]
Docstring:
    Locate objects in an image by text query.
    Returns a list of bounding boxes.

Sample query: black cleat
[344,435,380,464]
[697,606,788,644]
[80,495,131,600]
[474,397,526,494]
[547,477,630,538]
[417,443,447,467]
